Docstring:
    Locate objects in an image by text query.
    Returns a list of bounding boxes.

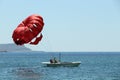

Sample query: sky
[0,0,120,52]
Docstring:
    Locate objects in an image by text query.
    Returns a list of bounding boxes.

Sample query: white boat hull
[42,61,81,67]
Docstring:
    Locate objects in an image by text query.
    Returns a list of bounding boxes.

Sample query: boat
[41,53,81,67]
[42,61,81,67]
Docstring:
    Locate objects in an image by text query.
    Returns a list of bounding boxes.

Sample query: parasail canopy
[12,14,44,45]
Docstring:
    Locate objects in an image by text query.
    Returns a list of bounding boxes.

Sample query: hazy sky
[0,0,120,52]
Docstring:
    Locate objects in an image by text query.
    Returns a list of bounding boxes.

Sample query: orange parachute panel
[12,14,44,45]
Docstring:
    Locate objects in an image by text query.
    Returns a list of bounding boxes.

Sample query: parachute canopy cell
[12,14,44,45]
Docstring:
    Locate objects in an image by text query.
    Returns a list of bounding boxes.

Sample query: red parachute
[12,14,44,45]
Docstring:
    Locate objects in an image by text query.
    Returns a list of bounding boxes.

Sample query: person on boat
[53,57,58,63]
[50,59,54,63]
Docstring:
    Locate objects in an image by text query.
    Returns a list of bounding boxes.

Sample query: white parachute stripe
[29,32,42,43]
[33,24,37,28]
[29,28,33,32]
[17,38,19,41]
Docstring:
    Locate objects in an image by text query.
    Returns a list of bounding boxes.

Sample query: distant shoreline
[0,50,7,52]
[0,43,31,52]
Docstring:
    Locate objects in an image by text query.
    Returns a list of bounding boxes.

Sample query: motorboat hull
[42,61,81,67]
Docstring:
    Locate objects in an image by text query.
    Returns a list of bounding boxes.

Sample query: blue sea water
[0,52,120,80]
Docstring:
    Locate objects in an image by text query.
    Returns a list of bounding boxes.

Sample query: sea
[0,52,120,80]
